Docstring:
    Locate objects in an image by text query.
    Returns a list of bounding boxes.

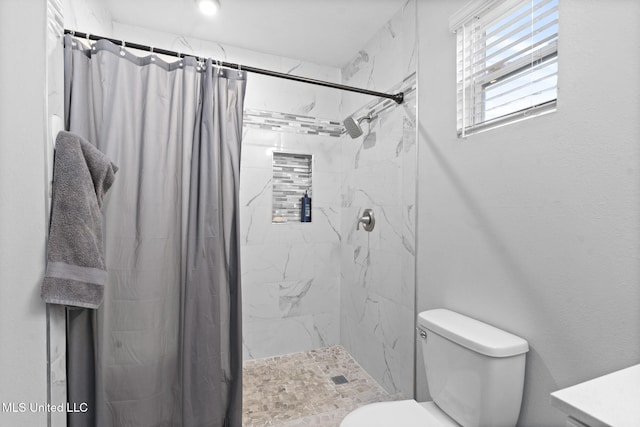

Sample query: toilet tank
[418,309,529,427]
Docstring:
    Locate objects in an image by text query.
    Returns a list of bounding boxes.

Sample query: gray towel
[41,131,118,309]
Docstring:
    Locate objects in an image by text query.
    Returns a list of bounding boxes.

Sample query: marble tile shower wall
[237,81,344,357]
[240,129,343,360]
[339,0,417,398]
[49,2,67,427]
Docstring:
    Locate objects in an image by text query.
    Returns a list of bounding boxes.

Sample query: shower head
[343,113,374,139]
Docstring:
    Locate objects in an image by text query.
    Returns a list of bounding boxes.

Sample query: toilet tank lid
[418,309,529,357]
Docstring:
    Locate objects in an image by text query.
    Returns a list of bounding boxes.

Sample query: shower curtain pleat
[63,36,246,427]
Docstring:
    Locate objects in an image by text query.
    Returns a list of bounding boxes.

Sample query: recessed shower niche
[272,152,313,223]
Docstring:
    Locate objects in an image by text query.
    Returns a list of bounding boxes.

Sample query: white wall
[416,0,640,425]
[0,0,49,425]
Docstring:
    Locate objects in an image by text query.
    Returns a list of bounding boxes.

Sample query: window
[452,0,559,136]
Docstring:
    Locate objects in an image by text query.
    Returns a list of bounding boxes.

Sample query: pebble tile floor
[242,345,401,427]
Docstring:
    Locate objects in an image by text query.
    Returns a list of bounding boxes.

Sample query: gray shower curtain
[63,35,245,427]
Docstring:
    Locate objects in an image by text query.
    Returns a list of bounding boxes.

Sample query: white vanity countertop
[550,364,640,427]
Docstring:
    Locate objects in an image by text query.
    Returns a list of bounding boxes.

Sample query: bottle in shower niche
[300,190,312,222]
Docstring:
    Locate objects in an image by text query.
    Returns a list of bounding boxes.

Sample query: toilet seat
[340,400,460,427]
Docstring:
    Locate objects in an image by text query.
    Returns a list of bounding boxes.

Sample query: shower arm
[357,113,375,125]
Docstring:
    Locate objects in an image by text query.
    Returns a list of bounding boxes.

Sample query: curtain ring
[237,63,242,77]
[150,46,156,62]
[87,33,96,51]
[119,40,126,56]
[177,52,183,67]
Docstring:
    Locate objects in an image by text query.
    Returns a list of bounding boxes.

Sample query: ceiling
[103,0,407,68]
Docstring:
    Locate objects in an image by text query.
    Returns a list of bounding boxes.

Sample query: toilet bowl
[341,400,460,427]
[340,309,529,427]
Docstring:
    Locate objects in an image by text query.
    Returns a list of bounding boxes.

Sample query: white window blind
[453,0,558,136]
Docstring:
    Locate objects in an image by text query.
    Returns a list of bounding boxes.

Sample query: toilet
[341,309,529,427]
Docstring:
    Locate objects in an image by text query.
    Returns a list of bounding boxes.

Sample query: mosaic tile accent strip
[243,345,401,427]
[244,109,344,138]
[272,152,313,224]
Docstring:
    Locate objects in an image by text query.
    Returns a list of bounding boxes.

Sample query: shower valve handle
[357,209,375,232]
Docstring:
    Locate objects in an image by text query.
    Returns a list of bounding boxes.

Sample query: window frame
[453,0,559,137]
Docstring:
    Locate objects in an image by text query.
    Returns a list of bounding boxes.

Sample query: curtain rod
[64,30,404,105]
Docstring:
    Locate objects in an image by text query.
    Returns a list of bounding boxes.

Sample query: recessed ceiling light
[196,0,220,16]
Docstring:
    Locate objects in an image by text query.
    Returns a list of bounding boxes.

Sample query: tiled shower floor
[242,345,399,427]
